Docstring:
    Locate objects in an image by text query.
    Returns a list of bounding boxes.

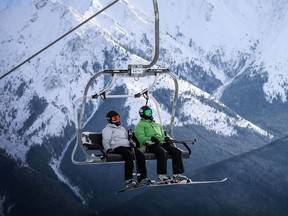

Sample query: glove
[106,149,112,153]
[165,136,173,144]
[151,136,161,145]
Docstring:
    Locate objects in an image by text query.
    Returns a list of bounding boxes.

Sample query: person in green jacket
[135,105,191,183]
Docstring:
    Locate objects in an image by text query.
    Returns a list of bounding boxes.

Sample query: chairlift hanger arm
[90,68,169,100]
[166,71,179,135]
[72,0,183,165]
[143,0,160,68]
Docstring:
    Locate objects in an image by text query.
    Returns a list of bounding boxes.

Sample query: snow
[0,0,283,189]
[177,79,271,137]
[152,0,288,102]
[2,0,288,102]
[50,148,87,204]
[1,0,288,78]
[258,9,288,102]
[0,0,33,10]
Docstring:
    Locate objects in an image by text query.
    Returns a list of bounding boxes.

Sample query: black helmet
[139,106,153,119]
[106,110,120,123]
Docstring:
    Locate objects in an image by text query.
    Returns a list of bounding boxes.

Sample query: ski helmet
[139,106,153,119]
[106,110,120,123]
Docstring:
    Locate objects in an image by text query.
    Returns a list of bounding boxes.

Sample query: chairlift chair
[71,0,193,165]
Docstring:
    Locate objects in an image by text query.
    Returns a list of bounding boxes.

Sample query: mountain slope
[221,70,288,136]
[0,149,94,216]
[100,135,288,216]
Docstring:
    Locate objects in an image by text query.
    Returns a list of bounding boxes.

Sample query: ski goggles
[144,109,152,116]
[111,115,120,122]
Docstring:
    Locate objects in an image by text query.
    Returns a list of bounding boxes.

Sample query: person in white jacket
[102,110,149,188]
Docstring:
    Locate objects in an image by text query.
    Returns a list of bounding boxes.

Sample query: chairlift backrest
[80,131,191,163]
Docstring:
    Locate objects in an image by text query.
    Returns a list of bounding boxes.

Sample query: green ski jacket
[135,118,165,150]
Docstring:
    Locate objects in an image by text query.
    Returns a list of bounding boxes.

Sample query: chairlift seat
[82,132,190,162]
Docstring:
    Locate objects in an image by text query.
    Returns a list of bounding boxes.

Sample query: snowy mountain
[1,0,281,161]
[0,0,288,213]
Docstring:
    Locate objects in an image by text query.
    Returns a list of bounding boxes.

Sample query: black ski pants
[113,146,147,181]
[147,143,185,175]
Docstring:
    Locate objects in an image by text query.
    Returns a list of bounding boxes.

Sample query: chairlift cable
[0,0,120,80]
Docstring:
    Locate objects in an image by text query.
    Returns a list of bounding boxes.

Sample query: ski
[148,177,228,187]
[117,178,228,193]
[116,184,140,194]
[116,180,155,194]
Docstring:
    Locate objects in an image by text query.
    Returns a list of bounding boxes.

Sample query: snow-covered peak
[0,0,282,163]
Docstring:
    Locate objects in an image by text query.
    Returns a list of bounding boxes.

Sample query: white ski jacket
[102,123,130,152]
